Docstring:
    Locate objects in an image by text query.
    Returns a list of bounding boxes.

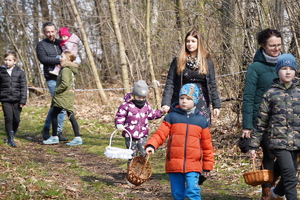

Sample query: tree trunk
[107,0,130,94]
[69,0,108,104]
[176,0,185,40]
[146,0,161,108]
[39,0,50,22]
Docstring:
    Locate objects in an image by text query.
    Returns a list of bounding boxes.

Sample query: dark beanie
[132,80,148,97]
[276,53,297,74]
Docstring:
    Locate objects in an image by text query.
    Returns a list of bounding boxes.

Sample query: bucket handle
[109,129,132,149]
[138,153,150,176]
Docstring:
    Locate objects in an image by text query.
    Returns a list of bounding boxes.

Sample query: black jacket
[162,57,221,109]
[36,38,62,81]
[0,65,27,104]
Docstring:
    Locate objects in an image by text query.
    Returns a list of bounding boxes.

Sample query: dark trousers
[51,107,80,137]
[125,136,146,157]
[261,134,280,188]
[273,149,299,200]
[2,102,22,133]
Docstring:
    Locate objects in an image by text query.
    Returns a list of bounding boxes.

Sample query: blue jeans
[168,172,201,200]
[43,80,65,132]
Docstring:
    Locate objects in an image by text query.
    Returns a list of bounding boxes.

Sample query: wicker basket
[243,157,274,186]
[104,129,133,160]
[126,154,152,186]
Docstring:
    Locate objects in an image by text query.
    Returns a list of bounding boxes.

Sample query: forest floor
[0,90,299,199]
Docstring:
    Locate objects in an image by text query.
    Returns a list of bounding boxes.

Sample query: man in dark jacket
[36,22,67,141]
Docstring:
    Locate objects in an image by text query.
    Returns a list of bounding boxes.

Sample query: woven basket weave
[126,154,152,186]
[243,157,273,186]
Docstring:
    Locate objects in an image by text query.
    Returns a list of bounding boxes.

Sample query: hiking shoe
[66,137,82,146]
[269,187,285,200]
[58,132,68,141]
[43,136,59,145]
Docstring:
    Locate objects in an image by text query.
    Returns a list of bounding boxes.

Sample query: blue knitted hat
[179,83,200,105]
[276,53,297,74]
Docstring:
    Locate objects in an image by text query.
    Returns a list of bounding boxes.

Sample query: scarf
[262,50,281,64]
[132,99,146,109]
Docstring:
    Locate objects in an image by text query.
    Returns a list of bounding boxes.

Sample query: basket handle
[251,152,264,171]
[138,154,150,176]
[108,129,133,149]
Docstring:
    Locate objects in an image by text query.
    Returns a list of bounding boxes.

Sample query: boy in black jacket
[0,51,27,147]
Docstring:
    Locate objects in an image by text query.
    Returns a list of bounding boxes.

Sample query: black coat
[0,65,27,104]
[162,57,221,109]
[36,38,62,81]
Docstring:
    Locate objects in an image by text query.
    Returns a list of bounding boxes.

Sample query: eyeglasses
[267,44,282,49]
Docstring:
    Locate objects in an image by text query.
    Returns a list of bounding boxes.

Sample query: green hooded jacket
[242,48,278,130]
[51,61,78,113]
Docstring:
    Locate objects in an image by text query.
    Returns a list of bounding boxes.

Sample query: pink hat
[59,27,71,38]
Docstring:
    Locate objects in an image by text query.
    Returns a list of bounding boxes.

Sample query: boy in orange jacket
[145,83,214,200]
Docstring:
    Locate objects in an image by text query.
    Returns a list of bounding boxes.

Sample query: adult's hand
[242,129,251,138]
[161,105,170,113]
[213,108,220,117]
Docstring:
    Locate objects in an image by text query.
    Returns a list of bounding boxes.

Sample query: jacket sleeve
[19,70,27,105]
[242,64,258,130]
[145,120,171,149]
[207,58,221,109]
[146,104,163,120]
[162,58,178,107]
[55,68,71,94]
[249,93,271,149]
[201,127,214,171]
[114,103,128,127]
[36,41,61,65]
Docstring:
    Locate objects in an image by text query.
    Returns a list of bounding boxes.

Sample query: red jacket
[146,104,214,173]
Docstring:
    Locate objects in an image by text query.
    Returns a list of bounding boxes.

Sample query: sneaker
[43,136,59,145]
[66,137,82,146]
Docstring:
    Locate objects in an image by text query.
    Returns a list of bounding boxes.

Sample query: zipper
[183,114,189,173]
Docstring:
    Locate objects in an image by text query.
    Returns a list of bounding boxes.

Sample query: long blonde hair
[176,29,209,75]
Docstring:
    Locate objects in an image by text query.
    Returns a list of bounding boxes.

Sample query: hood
[270,78,299,89]
[123,92,132,102]
[68,34,80,44]
[61,61,79,75]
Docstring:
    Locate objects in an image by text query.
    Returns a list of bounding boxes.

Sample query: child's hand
[213,108,220,117]
[145,146,155,154]
[116,124,125,131]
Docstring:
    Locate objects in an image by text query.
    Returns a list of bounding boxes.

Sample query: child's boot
[49,65,60,76]
[66,137,82,146]
[260,187,270,200]
[6,131,16,147]
[41,127,50,140]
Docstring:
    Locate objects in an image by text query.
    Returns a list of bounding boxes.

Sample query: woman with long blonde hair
[162,29,221,123]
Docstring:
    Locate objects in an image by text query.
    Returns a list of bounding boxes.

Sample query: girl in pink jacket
[50,27,80,76]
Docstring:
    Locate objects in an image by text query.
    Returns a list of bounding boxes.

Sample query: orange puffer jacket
[145,104,214,173]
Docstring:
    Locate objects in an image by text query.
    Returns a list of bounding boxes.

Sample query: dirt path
[0,137,172,200]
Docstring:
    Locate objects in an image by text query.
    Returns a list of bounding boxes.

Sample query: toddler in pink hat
[50,27,80,76]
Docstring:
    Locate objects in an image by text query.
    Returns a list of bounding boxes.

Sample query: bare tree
[69,0,108,104]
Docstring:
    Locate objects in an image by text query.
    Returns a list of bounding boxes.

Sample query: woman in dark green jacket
[43,51,82,146]
[241,28,281,200]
